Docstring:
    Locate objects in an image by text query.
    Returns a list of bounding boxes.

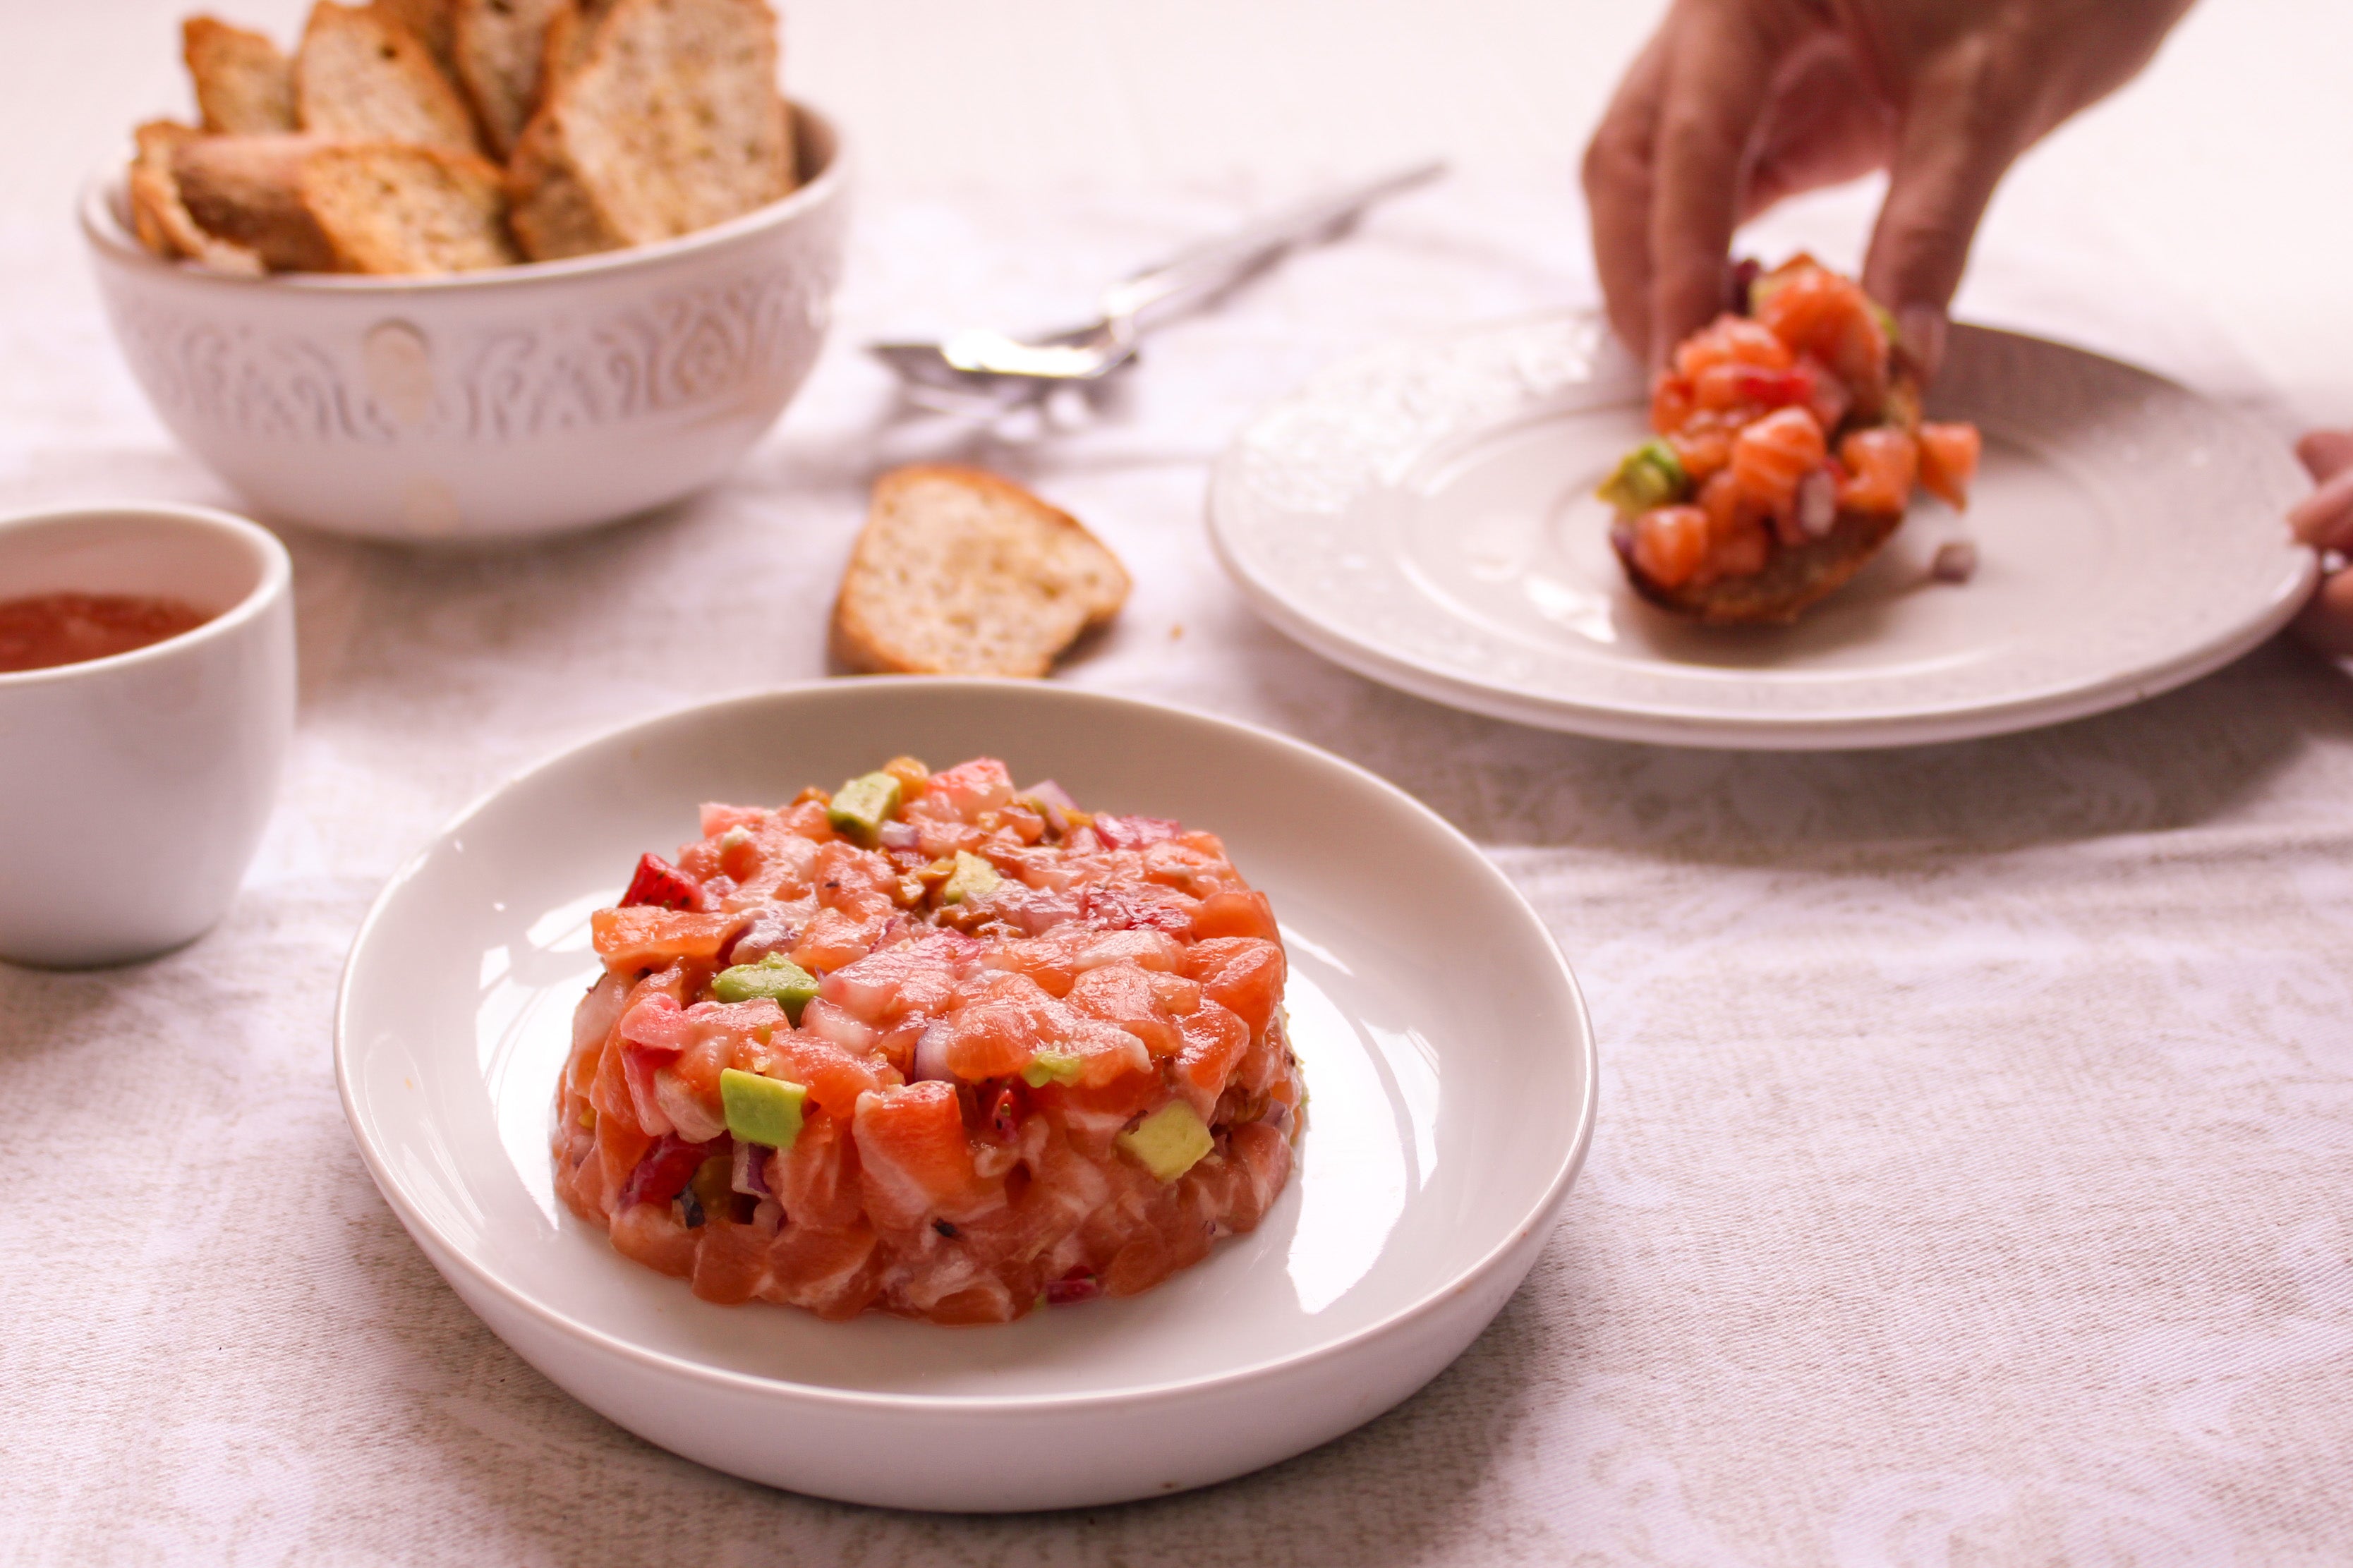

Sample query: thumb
[1860,44,2033,378]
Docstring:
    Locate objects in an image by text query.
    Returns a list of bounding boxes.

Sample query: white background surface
[4,1,2352,1563]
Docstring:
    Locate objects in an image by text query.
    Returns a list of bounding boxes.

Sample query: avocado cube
[1596,439,1689,515]
[1021,1050,1084,1088]
[828,771,903,846]
[720,1067,806,1150]
[940,850,1001,905]
[710,954,819,1023]
[1115,1101,1214,1184]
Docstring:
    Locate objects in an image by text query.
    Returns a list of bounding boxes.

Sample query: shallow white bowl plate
[337,680,1595,1511]
[1210,314,2317,749]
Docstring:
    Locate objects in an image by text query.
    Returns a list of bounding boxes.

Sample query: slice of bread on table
[295,1,483,152]
[507,0,792,260]
[831,466,1131,679]
[182,17,296,133]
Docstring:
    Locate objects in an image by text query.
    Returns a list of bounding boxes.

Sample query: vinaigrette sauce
[0,592,212,673]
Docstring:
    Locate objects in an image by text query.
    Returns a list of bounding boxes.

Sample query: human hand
[1583,0,2196,372]
[2290,430,2353,657]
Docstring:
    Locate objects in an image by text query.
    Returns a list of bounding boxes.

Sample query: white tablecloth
[7,4,2353,1563]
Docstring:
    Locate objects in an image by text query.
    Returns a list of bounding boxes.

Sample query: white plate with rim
[335,679,1595,1512]
[1209,312,2318,749]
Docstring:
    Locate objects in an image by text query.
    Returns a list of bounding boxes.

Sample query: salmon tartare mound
[552,755,1304,1325]
[1602,253,1982,624]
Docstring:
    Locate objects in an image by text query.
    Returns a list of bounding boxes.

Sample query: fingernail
[1897,304,1947,380]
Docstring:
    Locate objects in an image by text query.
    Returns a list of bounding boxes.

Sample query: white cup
[0,504,295,967]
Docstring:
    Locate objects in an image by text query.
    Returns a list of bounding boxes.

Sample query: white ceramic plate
[336,679,1595,1511]
[1209,313,2318,749]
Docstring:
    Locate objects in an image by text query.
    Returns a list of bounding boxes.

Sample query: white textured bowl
[81,105,847,542]
[335,680,1596,1511]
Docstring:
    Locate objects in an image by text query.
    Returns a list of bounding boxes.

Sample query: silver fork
[868,159,1446,413]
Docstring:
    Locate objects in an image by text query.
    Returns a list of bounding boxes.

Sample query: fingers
[1583,32,1671,360]
[2289,463,2353,552]
[2296,427,2353,482]
[2292,566,2353,660]
[1645,2,1801,360]
[1860,39,2035,379]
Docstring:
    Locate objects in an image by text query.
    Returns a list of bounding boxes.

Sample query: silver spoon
[868,159,1446,408]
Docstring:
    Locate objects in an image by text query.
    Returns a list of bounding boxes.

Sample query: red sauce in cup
[0,592,213,674]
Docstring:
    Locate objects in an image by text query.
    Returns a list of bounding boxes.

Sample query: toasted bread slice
[453,0,569,157]
[126,121,266,275]
[538,0,620,87]
[182,17,297,134]
[301,143,519,274]
[1616,507,1904,626]
[507,0,791,260]
[831,466,1131,679]
[375,0,458,75]
[295,1,481,152]
[171,133,341,272]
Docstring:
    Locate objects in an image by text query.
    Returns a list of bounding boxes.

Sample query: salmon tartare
[1602,253,1981,624]
[552,755,1304,1325]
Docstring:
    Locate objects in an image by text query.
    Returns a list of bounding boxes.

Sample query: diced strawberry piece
[621,852,701,911]
[619,1132,727,1210]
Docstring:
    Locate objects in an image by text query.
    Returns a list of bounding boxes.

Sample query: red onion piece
[731,1138,773,1198]
[1931,540,1978,583]
[1045,1268,1101,1306]
[720,908,794,966]
[912,1019,954,1083]
[877,820,921,852]
[1796,469,1837,538]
